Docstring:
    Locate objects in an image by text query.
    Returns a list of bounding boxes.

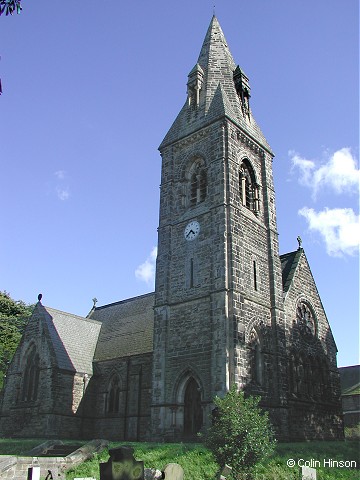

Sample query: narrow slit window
[253,260,258,291]
[190,258,194,288]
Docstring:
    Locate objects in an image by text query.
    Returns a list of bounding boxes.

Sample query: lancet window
[249,329,263,385]
[189,160,207,206]
[239,160,259,213]
[22,346,40,402]
[107,374,121,414]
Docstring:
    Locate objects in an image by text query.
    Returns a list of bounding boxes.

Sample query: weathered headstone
[100,446,144,480]
[162,463,184,480]
[300,466,317,480]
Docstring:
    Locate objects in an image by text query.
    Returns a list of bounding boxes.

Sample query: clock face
[184,221,200,241]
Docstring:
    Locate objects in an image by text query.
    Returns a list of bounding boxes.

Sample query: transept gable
[280,249,337,355]
[38,303,101,374]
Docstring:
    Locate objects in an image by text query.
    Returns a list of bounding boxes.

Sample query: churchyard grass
[0,439,358,479]
[0,438,48,454]
[67,440,359,480]
[67,442,218,480]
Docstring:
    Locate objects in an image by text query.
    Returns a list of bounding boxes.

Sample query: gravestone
[162,463,184,480]
[100,446,144,480]
[300,466,317,480]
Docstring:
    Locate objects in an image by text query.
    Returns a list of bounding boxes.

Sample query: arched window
[239,160,259,213]
[107,375,121,414]
[296,301,316,338]
[22,346,40,402]
[249,329,263,385]
[189,160,207,206]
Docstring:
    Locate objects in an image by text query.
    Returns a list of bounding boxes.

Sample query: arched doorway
[183,377,203,435]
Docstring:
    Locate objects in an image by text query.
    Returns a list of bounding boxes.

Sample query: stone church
[0,16,343,442]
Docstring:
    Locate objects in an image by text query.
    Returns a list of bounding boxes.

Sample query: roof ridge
[93,291,155,311]
[44,305,102,324]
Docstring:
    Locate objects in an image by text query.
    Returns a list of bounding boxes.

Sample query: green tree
[205,385,276,479]
[0,0,22,16]
[0,291,34,389]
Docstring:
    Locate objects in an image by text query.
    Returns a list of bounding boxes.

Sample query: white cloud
[290,151,316,188]
[56,187,70,201]
[299,207,360,257]
[135,246,157,284]
[290,148,359,198]
[55,170,66,180]
[54,170,70,200]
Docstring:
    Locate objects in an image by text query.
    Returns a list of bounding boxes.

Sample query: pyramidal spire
[197,15,237,113]
[160,16,272,152]
[197,15,236,69]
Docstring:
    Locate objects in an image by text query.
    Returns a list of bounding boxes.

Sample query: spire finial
[38,293,43,302]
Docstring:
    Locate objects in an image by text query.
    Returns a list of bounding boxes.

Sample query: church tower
[151,16,287,440]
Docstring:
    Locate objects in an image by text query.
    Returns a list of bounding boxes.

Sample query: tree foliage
[205,385,276,479]
[0,291,34,389]
[0,0,22,16]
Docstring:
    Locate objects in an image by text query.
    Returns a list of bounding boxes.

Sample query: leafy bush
[344,424,360,440]
[204,385,276,478]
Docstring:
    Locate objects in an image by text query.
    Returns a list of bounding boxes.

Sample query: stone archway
[183,377,203,435]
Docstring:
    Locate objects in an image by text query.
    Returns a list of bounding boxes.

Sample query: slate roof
[89,293,155,362]
[160,16,272,153]
[280,248,303,293]
[339,365,360,395]
[39,304,102,374]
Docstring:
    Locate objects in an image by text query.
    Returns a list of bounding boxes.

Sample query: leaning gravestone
[300,466,317,480]
[100,446,144,480]
[162,463,184,480]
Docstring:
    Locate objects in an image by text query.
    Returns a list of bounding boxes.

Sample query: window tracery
[188,160,207,206]
[289,352,331,401]
[296,302,316,338]
[239,160,259,213]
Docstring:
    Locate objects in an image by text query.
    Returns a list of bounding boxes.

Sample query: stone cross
[99,446,144,480]
[301,465,317,480]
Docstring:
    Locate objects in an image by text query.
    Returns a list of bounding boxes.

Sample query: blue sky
[0,0,358,367]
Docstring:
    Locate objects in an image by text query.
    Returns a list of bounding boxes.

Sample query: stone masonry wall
[83,353,152,441]
[283,250,344,440]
